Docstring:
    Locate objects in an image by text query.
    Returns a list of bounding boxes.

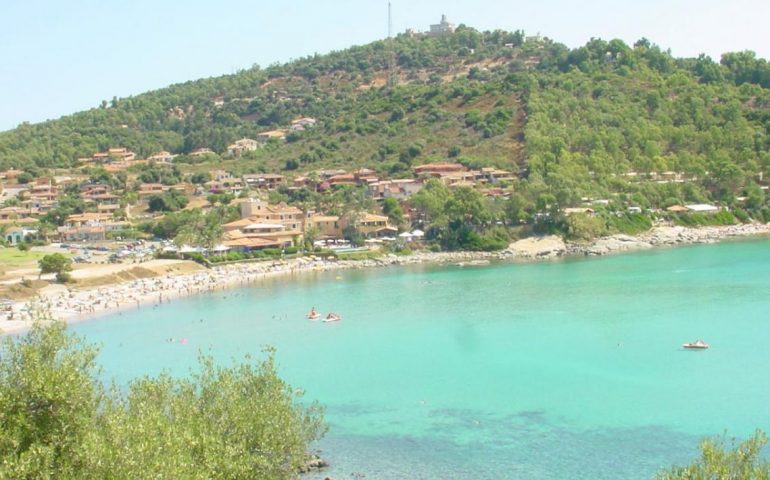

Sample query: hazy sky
[1,0,768,131]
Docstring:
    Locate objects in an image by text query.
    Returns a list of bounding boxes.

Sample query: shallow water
[71,239,770,479]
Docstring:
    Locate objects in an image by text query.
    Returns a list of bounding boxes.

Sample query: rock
[507,235,566,259]
[580,235,652,256]
[298,454,329,473]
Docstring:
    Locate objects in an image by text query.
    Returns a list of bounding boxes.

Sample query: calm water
[70,239,770,479]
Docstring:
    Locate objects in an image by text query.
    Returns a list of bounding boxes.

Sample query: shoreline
[3,222,769,335]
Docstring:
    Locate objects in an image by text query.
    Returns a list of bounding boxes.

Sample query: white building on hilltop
[428,14,456,37]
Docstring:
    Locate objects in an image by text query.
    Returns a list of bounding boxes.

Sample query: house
[484,188,510,198]
[205,179,244,196]
[563,207,595,216]
[137,183,165,202]
[413,162,467,177]
[92,147,136,163]
[64,213,113,227]
[223,237,282,252]
[236,198,306,231]
[0,183,30,199]
[25,182,58,203]
[108,148,136,162]
[147,151,176,164]
[222,222,301,250]
[327,173,357,187]
[349,212,397,238]
[290,117,317,131]
[256,129,287,142]
[242,174,285,190]
[0,206,36,221]
[666,205,689,213]
[368,179,423,200]
[685,204,719,213]
[189,147,215,158]
[307,215,343,239]
[4,226,37,246]
[0,169,23,183]
[58,214,128,242]
[227,138,260,157]
[480,167,515,183]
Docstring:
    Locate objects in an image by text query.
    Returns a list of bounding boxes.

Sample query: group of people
[307,307,342,322]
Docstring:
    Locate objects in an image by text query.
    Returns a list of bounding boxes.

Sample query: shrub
[733,208,751,223]
[55,272,73,283]
[0,322,326,479]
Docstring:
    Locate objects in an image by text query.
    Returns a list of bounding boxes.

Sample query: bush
[733,208,751,223]
[761,208,770,223]
[0,322,326,479]
[567,214,608,241]
[672,211,737,227]
[156,250,182,260]
[55,272,73,283]
[181,252,208,265]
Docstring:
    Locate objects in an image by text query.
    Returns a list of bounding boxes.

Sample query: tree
[303,225,319,251]
[0,321,101,478]
[566,213,607,241]
[147,190,189,212]
[410,179,452,227]
[657,430,770,479]
[174,209,224,250]
[0,320,326,479]
[381,197,404,226]
[38,253,72,281]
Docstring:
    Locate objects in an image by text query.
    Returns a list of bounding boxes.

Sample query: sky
[1,0,769,132]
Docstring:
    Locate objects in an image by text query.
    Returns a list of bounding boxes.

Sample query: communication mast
[387,2,397,88]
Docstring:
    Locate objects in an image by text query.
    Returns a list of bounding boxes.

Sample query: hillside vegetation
[2,27,770,215]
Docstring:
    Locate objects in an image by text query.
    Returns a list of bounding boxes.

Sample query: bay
[71,238,770,479]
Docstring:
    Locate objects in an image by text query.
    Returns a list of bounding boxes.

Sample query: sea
[70,238,770,479]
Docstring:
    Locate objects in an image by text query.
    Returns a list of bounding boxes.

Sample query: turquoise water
[70,239,770,479]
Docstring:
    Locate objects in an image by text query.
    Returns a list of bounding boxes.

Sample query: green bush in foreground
[0,321,325,479]
[656,429,770,479]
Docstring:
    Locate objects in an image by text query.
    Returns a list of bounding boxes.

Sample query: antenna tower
[387,2,397,88]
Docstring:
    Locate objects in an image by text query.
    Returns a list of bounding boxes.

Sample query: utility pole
[387,2,397,88]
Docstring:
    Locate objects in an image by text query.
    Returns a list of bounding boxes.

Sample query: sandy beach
[2,222,769,335]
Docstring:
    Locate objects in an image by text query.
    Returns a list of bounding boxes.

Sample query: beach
[2,222,769,335]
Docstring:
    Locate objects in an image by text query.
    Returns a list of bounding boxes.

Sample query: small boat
[683,339,709,350]
[323,313,342,323]
[306,309,320,320]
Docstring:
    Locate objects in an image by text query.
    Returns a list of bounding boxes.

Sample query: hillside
[2,27,770,214]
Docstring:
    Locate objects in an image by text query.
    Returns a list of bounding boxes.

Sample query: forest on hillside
[2,27,770,223]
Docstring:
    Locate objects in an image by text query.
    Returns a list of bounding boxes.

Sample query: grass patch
[0,248,50,271]
[335,251,383,261]
[0,279,49,301]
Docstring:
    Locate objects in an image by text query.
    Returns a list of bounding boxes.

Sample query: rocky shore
[2,222,768,335]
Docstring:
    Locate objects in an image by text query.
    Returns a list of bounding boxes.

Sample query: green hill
[2,27,770,213]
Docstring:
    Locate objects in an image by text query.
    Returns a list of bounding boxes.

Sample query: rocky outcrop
[298,454,329,474]
[568,234,653,256]
[506,235,566,259]
[567,223,770,257]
